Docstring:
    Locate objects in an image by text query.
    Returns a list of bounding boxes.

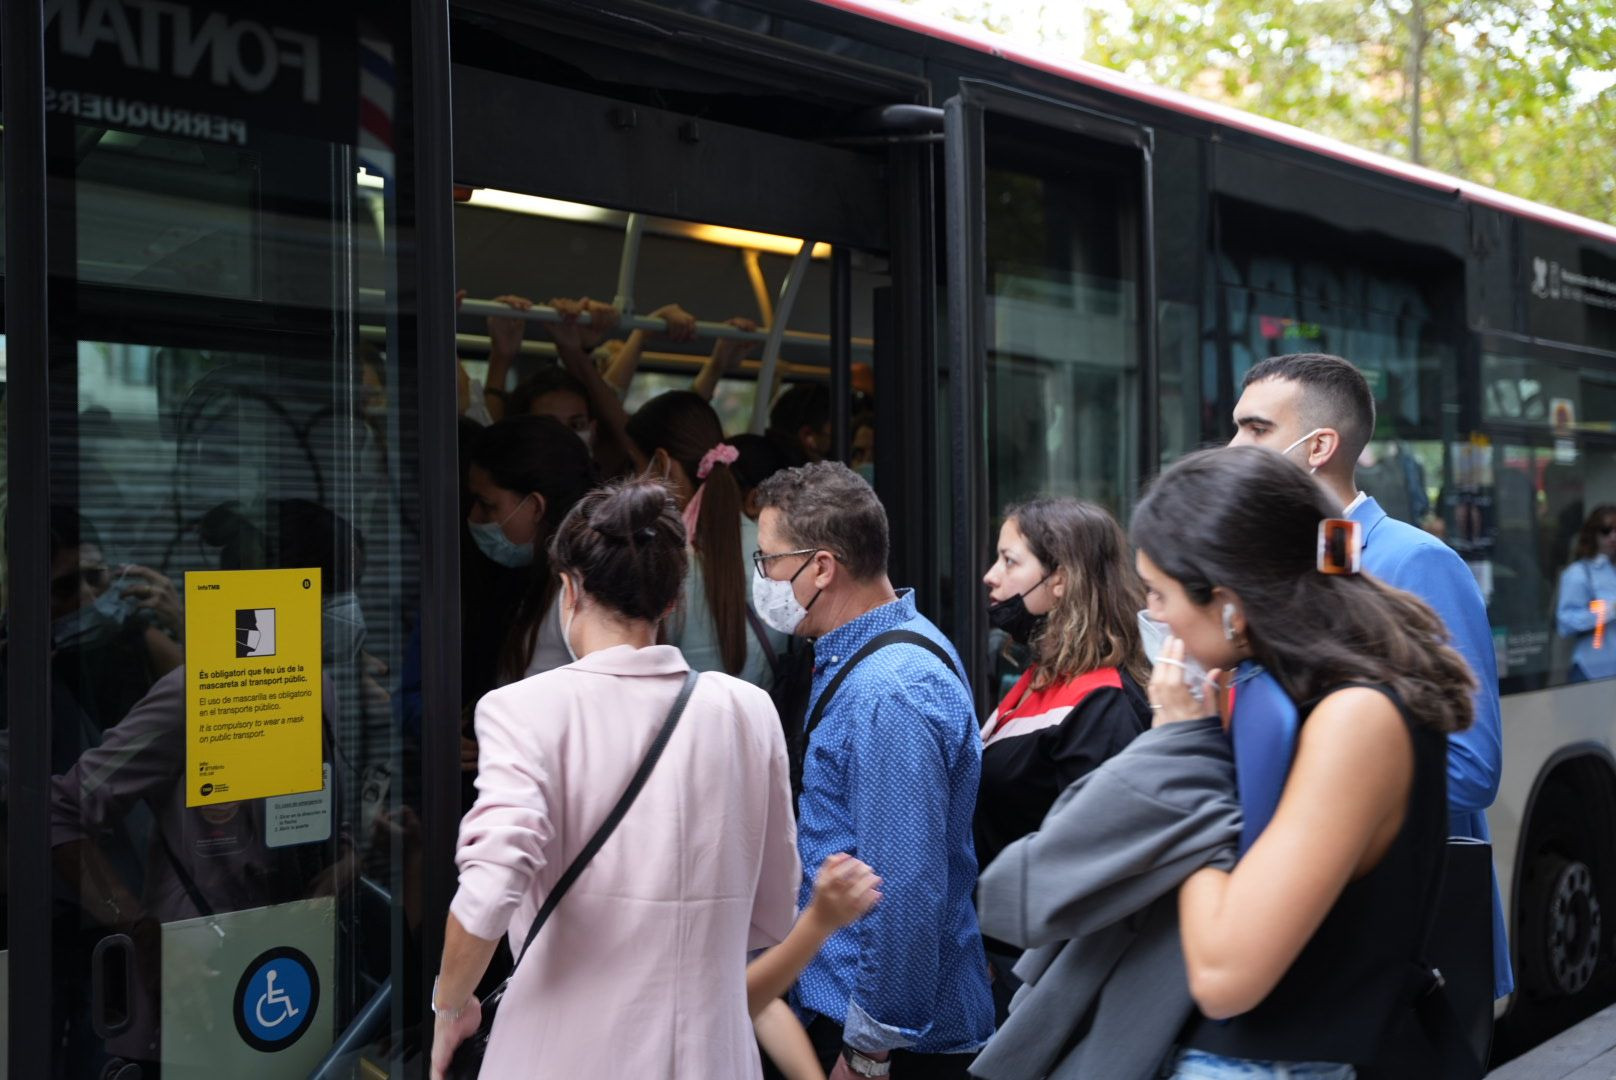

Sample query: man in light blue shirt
[753,461,993,1080]
[1556,508,1616,682]
[1229,353,1512,1004]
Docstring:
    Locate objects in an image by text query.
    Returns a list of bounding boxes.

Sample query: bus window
[983,153,1140,517]
[1483,350,1616,690]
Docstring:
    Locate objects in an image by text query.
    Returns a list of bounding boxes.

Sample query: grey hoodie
[971,717,1241,1080]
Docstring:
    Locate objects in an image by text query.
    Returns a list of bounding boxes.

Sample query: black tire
[1519,852,1603,999]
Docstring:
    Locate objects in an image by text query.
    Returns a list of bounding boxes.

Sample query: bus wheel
[1521,853,1603,998]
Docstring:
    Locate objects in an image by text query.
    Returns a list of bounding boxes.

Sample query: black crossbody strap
[802,629,964,746]
[513,668,698,967]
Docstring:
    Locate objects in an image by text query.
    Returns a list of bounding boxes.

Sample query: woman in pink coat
[430,478,800,1078]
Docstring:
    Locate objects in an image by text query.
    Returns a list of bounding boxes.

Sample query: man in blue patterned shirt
[752,462,993,1080]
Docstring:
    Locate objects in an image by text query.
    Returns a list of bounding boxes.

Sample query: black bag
[1369,837,1494,1079]
[746,605,814,755]
[444,669,699,1079]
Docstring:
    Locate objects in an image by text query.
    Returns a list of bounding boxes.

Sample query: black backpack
[746,607,815,771]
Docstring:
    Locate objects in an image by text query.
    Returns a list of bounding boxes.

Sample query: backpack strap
[744,604,781,677]
[801,629,965,747]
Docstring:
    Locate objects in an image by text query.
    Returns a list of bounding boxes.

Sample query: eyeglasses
[51,565,110,602]
[751,547,821,579]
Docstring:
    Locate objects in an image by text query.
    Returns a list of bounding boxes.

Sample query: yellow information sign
[186,568,323,808]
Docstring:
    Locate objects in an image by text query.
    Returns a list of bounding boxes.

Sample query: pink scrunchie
[682,443,740,537]
[697,442,740,480]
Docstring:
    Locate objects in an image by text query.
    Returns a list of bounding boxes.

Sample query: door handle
[91,932,136,1038]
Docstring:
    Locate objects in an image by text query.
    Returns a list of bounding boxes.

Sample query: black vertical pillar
[830,247,852,464]
[409,0,461,1032]
[943,94,989,707]
[4,0,54,1073]
[1138,138,1159,482]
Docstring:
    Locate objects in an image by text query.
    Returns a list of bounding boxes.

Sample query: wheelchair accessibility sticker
[233,946,320,1052]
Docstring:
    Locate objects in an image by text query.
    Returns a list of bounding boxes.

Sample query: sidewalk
[1489,1003,1616,1079]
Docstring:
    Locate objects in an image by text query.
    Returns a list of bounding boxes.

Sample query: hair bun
[591,478,674,541]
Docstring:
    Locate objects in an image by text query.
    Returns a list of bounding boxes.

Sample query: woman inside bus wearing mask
[976,499,1152,998]
[628,390,773,687]
[1136,447,1474,1078]
[1555,503,1616,683]
[462,415,596,709]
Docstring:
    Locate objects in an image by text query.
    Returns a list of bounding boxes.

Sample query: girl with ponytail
[627,391,771,685]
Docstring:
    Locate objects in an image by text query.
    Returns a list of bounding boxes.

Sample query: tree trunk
[1408,0,1426,165]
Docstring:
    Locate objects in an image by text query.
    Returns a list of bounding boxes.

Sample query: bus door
[8,2,440,1076]
[942,81,1156,706]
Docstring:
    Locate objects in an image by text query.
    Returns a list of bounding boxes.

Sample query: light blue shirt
[1556,554,1616,680]
[1349,496,1513,998]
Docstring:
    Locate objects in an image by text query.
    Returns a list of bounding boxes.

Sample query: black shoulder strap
[801,629,964,746]
[744,604,780,676]
[514,668,698,967]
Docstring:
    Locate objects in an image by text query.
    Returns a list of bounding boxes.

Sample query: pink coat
[452,644,799,1077]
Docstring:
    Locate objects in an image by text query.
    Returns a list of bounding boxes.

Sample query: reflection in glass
[29,17,423,1071]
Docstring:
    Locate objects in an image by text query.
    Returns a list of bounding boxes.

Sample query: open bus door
[942,80,1158,709]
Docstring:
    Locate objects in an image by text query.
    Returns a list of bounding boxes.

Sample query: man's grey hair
[756,461,889,581]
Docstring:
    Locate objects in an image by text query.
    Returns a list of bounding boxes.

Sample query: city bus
[2,0,1613,1073]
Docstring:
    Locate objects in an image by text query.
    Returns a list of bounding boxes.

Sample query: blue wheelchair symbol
[233,946,319,1052]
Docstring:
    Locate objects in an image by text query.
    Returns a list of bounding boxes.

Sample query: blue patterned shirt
[791,591,995,1055]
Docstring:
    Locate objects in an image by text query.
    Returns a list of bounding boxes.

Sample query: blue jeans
[1167,1048,1356,1079]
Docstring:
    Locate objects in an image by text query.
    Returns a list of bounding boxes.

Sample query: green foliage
[894,0,1616,224]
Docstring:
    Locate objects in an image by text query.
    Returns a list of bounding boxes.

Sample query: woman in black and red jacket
[976,497,1153,1005]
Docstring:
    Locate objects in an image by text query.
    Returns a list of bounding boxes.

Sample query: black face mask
[988,575,1050,645]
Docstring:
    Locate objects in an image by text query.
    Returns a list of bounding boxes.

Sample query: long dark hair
[469,416,596,683]
[1131,447,1474,734]
[1572,504,1616,561]
[627,391,747,675]
[551,479,688,621]
[1007,497,1150,688]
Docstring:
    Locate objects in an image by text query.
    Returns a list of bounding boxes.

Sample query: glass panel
[1157,298,1201,467]
[983,139,1140,518]
[40,6,421,1077]
[1484,351,1616,435]
[1481,351,1616,691]
[981,128,1142,696]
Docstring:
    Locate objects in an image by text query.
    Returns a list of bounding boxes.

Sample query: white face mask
[1280,428,1326,475]
[1137,609,1210,703]
[751,555,822,637]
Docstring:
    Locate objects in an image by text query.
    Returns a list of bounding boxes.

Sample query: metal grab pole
[364,289,867,351]
[457,296,781,340]
[612,212,643,316]
[750,238,817,435]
